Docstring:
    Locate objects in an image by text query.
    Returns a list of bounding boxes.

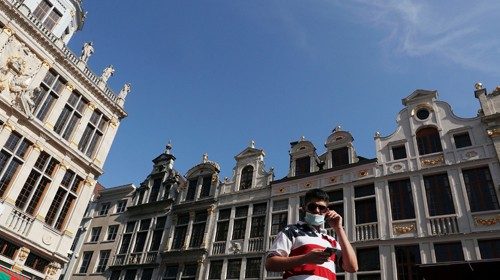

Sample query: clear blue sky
[68,1,500,187]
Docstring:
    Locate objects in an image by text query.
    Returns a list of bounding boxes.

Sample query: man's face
[305,198,328,215]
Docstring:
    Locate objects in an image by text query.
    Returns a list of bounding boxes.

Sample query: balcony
[112,252,158,266]
[248,237,264,252]
[212,241,226,255]
[325,228,338,240]
[355,222,379,241]
[5,209,34,236]
[429,214,459,235]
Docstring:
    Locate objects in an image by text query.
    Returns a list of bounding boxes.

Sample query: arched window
[416,127,442,155]
[240,166,254,190]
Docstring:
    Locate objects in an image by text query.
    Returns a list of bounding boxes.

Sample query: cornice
[0,1,127,119]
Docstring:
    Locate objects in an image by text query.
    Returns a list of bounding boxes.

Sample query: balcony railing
[5,209,33,236]
[325,228,338,240]
[429,215,459,235]
[212,241,226,255]
[113,255,125,266]
[355,222,379,241]
[145,252,157,263]
[248,237,264,252]
[128,253,141,264]
[112,252,158,266]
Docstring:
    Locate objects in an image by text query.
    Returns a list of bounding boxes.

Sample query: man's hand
[302,249,331,264]
[325,210,343,230]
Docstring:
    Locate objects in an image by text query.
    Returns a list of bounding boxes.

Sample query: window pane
[454,132,472,148]
[389,179,415,220]
[434,242,463,262]
[357,247,380,271]
[462,167,500,212]
[395,245,421,280]
[478,239,500,259]
[392,145,407,160]
[208,261,223,279]
[295,156,310,175]
[424,173,455,216]
[355,198,377,224]
[227,259,241,279]
[332,147,349,166]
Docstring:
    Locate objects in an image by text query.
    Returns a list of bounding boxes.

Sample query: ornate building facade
[0,0,128,279]
[73,87,499,280]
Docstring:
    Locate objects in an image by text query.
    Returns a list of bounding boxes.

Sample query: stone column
[0,117,17,148]
[3,140,43,205]
[183,211,195,249]
[42,82,73,130]
[69,102,96,151]
[201,204,216,250]
[11,247,30,273]
[0,27,14,49]
[44,261,62,280]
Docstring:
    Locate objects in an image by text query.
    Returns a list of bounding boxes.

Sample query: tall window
[141,268,154,280]
[434,242,463,262]
[45,169,82,230]
[232,206,248,240]
[109,271,121,280]
[227,259,242,279]
[0,237,20,259]
[32,0,62,31]
[208,260,223,280]
[133,219,151,252]
[124,269,137,280]
[199,175,211,198]
[478,239,500,259]
[462,167,500,212]
[354,184,377,224]
[119,234,132,254]
[89,227,101,242]
[106,225,119,241]
[416,127,442,155]
[34,70,64,121]
[271,199,288,235]
[149,178,161,203]
[327,189,344,229]
[453,132,472,149]
[163,266,178,280]
[25,253,49,272]
[295,156,310,176]
[95,250,111,273]
[150,216,167,251]
[332,147,349,166]
[15,151,58,215]
[79,110,108,157]
[395,245,421,280]
[0,132,31,198]
[389,179,416,220]
[423,173,455,216]
[189,211,207,247]
[240,165,253,190]
[54,91,87,141]
[250,203,267,238]
[246,258,262,279]
[215,209,230,241]
[357,247,380,279]
[185,179,197,201]
[98,202,111,216]
[182,264,197,280]
[79,251,93,274]
[116,200,127,213]
[172,214,189,249]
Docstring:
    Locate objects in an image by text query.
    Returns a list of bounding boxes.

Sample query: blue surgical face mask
[305,212,325,226]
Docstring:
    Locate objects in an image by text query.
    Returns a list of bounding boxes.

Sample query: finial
[300,136,306,141]
[250,140,255,148]
[474,82,484,90]
[333,125,342,132]
[374,131,381,138]
[202,153,208,163]
[165,140,172,154]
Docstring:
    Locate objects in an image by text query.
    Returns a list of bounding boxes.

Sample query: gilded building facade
[0,0,128,279]
[73,88,499,280]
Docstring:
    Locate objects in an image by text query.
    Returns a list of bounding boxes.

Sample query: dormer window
[148,179,161,203]
[33,0,62,31]
[416,127,442,155]
[240,166,253,190]
[392,145,407,160]
[295,156,310,176]
[199,176,211,198]
[332,147,349,167]
[186,179,197,201]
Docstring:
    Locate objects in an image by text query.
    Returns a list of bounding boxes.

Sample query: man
[266,189,358,279]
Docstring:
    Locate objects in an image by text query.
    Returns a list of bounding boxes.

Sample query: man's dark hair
[304,188,329,206]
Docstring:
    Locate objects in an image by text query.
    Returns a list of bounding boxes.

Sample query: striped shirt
[267,222,342,280]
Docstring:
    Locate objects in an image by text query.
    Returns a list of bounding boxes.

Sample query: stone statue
[101,65,114,82]
[202,153,208,163]
[80,42,94,63]
[118,83,131,100]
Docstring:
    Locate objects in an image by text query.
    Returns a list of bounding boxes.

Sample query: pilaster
[92,117,119,167]
[183,211,195,249]
[11,246,30,273]
[63,175,95,234]
[0,117,17,147]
